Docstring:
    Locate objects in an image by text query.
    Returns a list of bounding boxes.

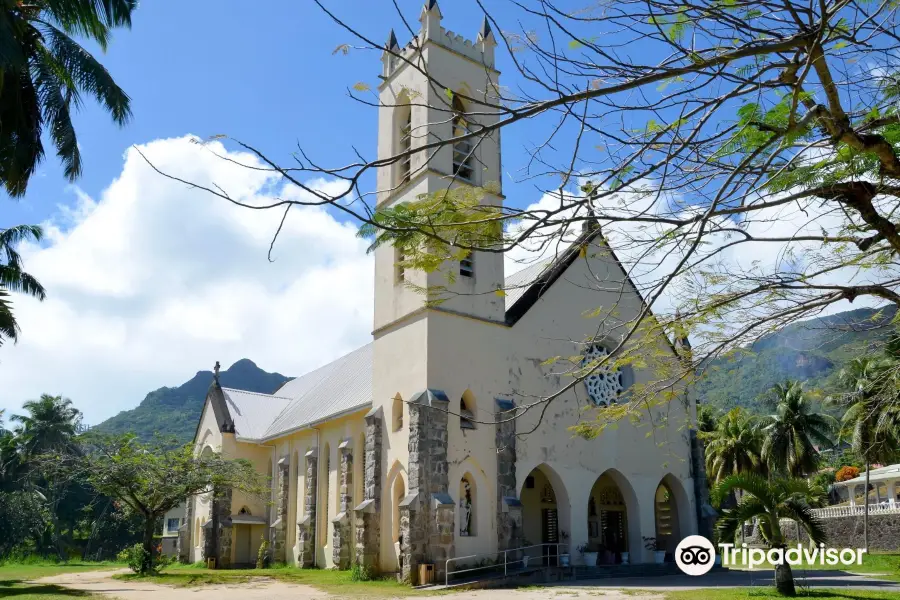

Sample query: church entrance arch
[520,464,570,565]
[654,474,691,557]
[587,470,640,564]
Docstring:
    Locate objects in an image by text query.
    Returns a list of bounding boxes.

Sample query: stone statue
[460,480,472,536]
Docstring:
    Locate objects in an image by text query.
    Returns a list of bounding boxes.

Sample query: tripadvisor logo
[675,535,716,576]
[674,536,868,576]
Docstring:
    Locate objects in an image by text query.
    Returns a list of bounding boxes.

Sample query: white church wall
[508,239,697,564]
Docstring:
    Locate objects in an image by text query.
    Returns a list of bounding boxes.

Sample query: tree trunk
[864,461,870,553]
[141,516,155,575]
[774,561,796,596]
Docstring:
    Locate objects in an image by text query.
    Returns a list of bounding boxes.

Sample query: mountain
[696,305,898,414]
[93,359,292,443]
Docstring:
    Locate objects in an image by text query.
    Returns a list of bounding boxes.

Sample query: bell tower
[372,2,505,332]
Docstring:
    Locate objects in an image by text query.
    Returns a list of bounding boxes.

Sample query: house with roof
[180,2,706,582]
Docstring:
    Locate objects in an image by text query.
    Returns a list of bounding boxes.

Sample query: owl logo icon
[675,535,715,576]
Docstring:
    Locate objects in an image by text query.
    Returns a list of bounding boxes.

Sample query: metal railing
[444,543,569,586]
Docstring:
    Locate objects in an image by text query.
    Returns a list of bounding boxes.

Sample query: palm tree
[761,381,836,477]
[0,0,135,196]
[10,394,81,457]
[714,474,826,596]
[835,356,900,552]
[0,224,46,346]
[704,407,766,485]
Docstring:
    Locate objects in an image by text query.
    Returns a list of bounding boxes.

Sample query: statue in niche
[460,479,472,536]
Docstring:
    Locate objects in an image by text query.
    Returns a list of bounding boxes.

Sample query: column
[354,407,383,572]
[273,456,290,563]
[332,439,353,569]
[495,398,522,551]
[298,448,318,567]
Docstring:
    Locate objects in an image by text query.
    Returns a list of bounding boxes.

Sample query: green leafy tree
[0,0,135,196]
[714,474,826,597]
[761,381,835,477]
[704,407,765,485]
[835,354,900,551]
[11,394,81,457]
[64,435,265,574]
[160,0,900,438]
[0,224,45,347]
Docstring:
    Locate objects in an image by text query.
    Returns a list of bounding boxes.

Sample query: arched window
[194,517,200,546]
[451,96,474,181]
[397,100,412,185]
[238,506,251,516]
[460,390,476,430]
[459,474,477,536]
[392,394,404,431]
[460,251,474,278]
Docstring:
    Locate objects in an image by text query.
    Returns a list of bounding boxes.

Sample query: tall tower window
[460,251,474,278]
[452,96,474,182]
[398,102,412,185]
[395,247,406,283]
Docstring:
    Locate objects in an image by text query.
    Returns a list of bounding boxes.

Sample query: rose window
[582,345,623,406]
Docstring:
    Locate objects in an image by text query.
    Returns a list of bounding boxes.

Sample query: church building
[181,1,707,584]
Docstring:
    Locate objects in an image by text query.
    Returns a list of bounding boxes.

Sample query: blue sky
[3,0,544,230]
[1,0,562,424]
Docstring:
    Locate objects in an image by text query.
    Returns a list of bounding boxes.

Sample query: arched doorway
[654,482,679,555]
[654,474,692,558]
[520,465,570,566]
[587,473,631,564]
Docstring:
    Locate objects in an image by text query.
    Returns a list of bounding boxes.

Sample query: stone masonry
[495,398,523,552]
[203,486,232,568]
[403,389,453,585]
[297,449,317,567]
[354,407,383,572]
[754,513,900,551]
[332,441,353,569]
[177,495,194,563]
[272,456,290,563]
[689,429,715,540]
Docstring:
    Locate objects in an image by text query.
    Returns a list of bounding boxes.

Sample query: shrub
[256,538,269,570]
[836,465,860,482]
[350,563,373,581]
[117,543,172,574]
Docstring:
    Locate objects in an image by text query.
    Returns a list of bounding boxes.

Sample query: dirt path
[31,569,663,600]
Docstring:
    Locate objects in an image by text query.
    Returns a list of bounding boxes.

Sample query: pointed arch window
[451,96,474,182]
[460,390,476,429]
[398,103,412,184]
[392,394,404,431]
[460,251,474,278]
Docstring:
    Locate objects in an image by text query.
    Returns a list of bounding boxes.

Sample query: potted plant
[559,531,570,566]
[578,542,598,566]
[643,536,665,564]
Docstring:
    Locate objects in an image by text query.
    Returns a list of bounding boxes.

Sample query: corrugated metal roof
[504,259,553,310]
[263,343,373,438]
[221,388,293,440]
[219,259,579,441]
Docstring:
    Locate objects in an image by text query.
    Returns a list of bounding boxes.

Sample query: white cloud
[0,136,374,425]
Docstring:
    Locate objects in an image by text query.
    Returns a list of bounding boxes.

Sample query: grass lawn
[113,564,439,597]
[664,589,900,599]
[0,560,123,599]
[728,553,900,582]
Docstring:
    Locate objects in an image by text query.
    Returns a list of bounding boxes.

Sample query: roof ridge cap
[221,387,292,401]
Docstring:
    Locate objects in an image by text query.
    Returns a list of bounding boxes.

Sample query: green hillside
[696,306,897,413]
[93,359,291,443]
